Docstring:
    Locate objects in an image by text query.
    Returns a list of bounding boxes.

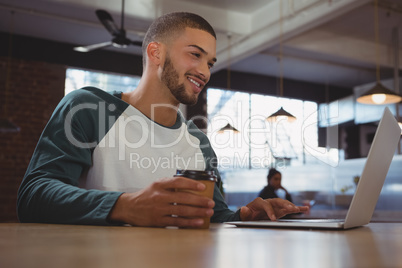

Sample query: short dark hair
[142,12,216,68]
[267,168,281,180]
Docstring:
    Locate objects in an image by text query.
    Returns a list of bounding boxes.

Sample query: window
[206,88,340,202]
[65,68,141,95]
[207,88,322,170]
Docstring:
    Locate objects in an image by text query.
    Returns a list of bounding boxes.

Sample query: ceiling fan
[74,0,142,52]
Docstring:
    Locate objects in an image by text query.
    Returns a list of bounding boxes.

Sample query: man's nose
[197,62,210,83]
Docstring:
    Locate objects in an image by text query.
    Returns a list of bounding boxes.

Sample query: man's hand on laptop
[240,198,309,221]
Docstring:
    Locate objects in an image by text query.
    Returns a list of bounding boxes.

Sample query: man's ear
[147,42,162,66]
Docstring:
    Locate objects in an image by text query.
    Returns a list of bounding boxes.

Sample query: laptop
[227,107,401,230]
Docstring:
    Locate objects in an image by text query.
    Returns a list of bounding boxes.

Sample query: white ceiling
[1,0,402,91]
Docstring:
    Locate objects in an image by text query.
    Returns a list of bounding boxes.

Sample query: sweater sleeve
[17,88,124,225]
[208,151,241,222]
[184,119,241,222]
[210,184,241,222]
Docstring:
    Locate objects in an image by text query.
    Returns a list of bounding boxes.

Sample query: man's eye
[191,53,201,58]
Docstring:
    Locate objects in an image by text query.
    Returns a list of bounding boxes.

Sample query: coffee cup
[174,169,217,229]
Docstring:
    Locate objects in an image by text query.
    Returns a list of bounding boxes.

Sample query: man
[17,12,307,228]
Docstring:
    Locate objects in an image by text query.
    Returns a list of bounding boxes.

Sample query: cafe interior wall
[0,31,397,222]
[0,56,65,222]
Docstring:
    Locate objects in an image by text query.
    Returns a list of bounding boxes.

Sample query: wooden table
[1,222,402,268]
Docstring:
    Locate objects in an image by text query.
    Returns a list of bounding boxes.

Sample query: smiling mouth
[188,77,201,88]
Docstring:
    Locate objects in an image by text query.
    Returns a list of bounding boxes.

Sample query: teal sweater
[17,87,240,225]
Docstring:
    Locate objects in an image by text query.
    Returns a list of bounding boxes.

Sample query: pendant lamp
[266,107,296,123]
[267,0,296,122]
[357,82,401,104]
[356,0,402,105]
[218,123,240,133]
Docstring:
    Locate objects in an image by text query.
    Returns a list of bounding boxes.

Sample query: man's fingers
[168,203,214,218]
[242,198,310,222]
[174,191,215,208]
[241,198,277,221]
[297,206,310,212]
[162,216,205,228]
[239,206,251,221]
[152,186,214,209]
[158,177,206,191]
[254,198,277,221]
[154,177,214,208]
[158,203,214,228]
[263,202,277,221]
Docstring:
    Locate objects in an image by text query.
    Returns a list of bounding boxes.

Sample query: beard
[161,55,198,106]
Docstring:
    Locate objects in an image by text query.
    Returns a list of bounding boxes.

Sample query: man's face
[161,27,217,105]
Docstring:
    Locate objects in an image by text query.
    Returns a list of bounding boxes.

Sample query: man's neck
[122,83,180,127]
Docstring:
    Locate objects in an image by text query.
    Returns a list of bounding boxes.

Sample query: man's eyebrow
[189,45,217,63]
